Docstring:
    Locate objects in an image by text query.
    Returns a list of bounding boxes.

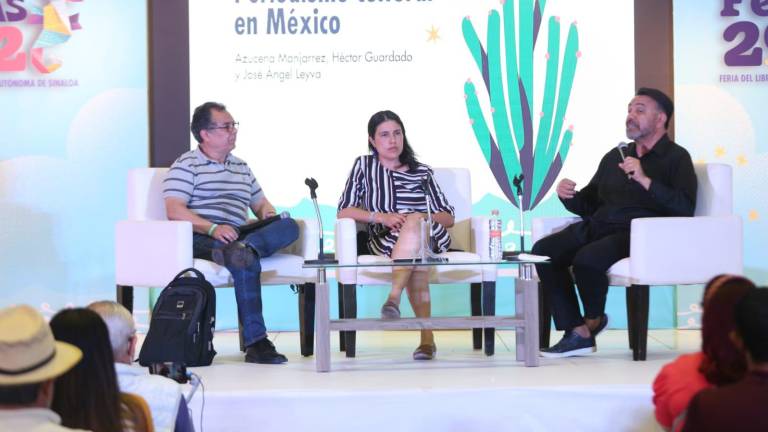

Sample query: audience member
[88,300,194,432]
[337,110,455,360]
[652,274,755,431]
[682,287,768,432]
[49,308,125,432]
[0,305,86,431]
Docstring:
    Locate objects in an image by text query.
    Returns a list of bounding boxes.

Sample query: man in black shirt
[533,88,697,358]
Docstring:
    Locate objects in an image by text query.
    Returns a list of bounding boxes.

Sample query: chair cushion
[193,253,314,287]
[607,258,632,286]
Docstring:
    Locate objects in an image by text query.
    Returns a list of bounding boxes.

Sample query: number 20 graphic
[724,21,768,66]
[0,26,59,73]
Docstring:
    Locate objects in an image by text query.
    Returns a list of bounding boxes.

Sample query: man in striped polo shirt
[163,102,299,364]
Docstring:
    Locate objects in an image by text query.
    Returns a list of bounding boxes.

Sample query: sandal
[380,300,400,319]
[413,343,437,360]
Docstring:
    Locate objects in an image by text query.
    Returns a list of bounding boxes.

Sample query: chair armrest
[115,220,194,287]
[629,215,743,285]
[335,218,359,283]
[281,218,320,260]
[531,216,580,244]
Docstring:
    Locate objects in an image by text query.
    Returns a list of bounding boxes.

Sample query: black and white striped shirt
[163,148,264,227]
[338,155,454,256]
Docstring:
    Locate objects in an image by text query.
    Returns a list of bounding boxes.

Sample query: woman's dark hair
[50,308,123,432]
[699,274,755,385]
[367,110,419,170]
[734,287,768,363]
[191,101,226,144]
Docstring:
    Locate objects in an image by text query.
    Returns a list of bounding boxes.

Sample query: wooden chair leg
[298,283,315,357]
[337,282,346,351]
[471,282,482,350]
[482,281,496,356]
[626,286,636,350]
[633,284,650,361]
[116,285,134,314]
[238,320,245,352]
[342,283,357,358]
[538,282,552,349]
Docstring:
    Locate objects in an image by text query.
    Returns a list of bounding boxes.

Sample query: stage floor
[170,329,700,432]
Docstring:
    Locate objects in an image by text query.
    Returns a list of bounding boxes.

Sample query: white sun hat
[0,305,82,385]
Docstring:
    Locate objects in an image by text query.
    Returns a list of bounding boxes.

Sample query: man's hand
[211,224,239,244]
[556,178,578,199]
[619,157,651,189]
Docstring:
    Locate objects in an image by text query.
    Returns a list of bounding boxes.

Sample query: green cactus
[463,0,579,210]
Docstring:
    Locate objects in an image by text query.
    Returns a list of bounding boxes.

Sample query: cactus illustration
[463,0,579,210]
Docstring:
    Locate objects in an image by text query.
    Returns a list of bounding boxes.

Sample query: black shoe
[540,331,596,358]
[245,337,287,364]
[212,241,256,270]
[590,314,609,337]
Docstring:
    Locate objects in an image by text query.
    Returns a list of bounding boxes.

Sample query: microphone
[304,177,337,264]
[304,177,318,199]
[617,141,633,179]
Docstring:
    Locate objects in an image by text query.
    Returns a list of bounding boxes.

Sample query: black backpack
[139,268,217,367]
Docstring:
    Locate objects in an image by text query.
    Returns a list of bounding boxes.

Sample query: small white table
[303,258,542,372]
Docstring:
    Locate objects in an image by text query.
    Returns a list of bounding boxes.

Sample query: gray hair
[87,300,135,357]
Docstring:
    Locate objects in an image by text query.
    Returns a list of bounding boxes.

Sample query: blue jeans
[192,218,299,346]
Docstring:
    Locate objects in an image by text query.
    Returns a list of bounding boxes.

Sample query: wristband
[368,212,377,224]
[207,223,218,236]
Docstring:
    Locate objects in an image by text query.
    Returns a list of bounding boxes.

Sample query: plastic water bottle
[489,209,502,261]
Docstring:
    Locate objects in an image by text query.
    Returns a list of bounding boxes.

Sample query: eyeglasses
[207,122,239,133]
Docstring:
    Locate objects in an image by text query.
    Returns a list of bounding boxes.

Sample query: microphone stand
[304,178,337,264]
[514,174,525,253]
[504,174,526,259]
[419,176,447,263]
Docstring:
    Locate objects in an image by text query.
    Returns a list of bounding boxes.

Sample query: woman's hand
[378,212,407,231]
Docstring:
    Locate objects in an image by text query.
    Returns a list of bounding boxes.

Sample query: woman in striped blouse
[337,110,455,360]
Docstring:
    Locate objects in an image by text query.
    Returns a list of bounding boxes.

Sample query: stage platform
[171,328,700,432]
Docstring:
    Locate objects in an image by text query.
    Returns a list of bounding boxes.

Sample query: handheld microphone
[617,141,633,179]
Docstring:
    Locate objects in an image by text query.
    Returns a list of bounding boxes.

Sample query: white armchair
[334,167,498,356]
[115,168,320,356]
[532,163,743,360]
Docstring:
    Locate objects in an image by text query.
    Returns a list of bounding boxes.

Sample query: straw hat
[0,305,82,385]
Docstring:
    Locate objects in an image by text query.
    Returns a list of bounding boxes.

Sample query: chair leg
[626,286,635,350]
[342,283,357,358]
[116,285,134,314]
[337,283,346,352]
[482,281,496,356]
[238,320,245,352]
[298,283,315,357]
[538,282,551,349]
[471,282,482,350]
[634,285,649,361]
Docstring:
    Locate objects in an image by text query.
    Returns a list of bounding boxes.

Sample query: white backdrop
[189,0,634,209]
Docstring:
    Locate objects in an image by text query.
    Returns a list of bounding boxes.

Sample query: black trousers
[532,220,630,331]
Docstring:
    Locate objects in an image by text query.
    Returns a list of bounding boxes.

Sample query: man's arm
[560,175,600,217]
[165,197,238,243]
[647,154,697,216]
[251,196,277,220]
